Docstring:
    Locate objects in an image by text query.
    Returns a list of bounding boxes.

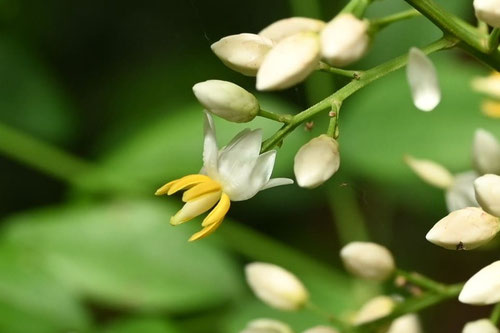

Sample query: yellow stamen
[189,216,224,242]
[158,174,211,196]
[155,179,177,196]
[182,180,221,202]
[482,99,500,118]
[201,192,230,227]
[170,191,222,226]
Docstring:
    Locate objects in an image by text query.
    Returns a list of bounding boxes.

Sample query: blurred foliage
[0,0,498,332]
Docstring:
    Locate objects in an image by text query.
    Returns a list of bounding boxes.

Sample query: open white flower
[446,171,480,212]
[406,47,441,111]
[474,0,500,28]
[155,112,293,241]
[475,174,500,217]
[460,260,500,305]
[463,319,499,333]
[259,17,326,43]
[241,318,293,333]
[473,129,500,175]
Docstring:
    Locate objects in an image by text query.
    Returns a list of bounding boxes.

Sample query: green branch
[370,9,421,31]
[258,109,292,123]
[395,269,447,294]
[318,62,362,80]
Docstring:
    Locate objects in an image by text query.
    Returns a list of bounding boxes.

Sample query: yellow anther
[165,174,212,195]
[201,192,230,227]
[155,179,177,195]
[182,180,222,202]
[482,100,500,118]
[189,216,224,242]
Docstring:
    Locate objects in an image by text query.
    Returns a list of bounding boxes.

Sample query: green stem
[340,0,374,18]
[326,116,337,137]
[370,9,421,30]
[258,109,292,123]
[491,303,500,325]
[318,62,362,80]
[261,37,456,153]
[489,28,500,53]
[395,269,447,294]
[305,302,350,331]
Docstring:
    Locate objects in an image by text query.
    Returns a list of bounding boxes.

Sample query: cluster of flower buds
[211,15,370,91]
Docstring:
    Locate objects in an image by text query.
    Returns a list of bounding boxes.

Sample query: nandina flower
[155,111,293,241]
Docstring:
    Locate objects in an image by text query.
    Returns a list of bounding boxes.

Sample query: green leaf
[4,200,243,313]
[101,317,180,333]
[0,245,90,333]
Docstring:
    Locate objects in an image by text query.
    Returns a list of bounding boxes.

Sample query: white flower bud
[340,242,395,281]
[211,33,273,76]
[241,318,293,333]
[387,314,422,333]
[404,155,454,189]
[259,17,326,43]
[354,296,395,325]
[426,207,500,250]
[303,326,339,333]
[474,0,500,28]
[463,319,499,333]
[257,32,321,91]
[294,135,340,189]
[406,47,441,111]
[471,72,500,99]
[245,262,309,311]
[475,174,500,217]
[473,129,500,175]
[320,14,369,67]
[460,261,500,305]
[445,171,480,212]
[192,80,259,123]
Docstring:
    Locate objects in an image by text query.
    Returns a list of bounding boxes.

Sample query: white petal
[262,178,294,190]
[405,155,454,189]
[259,17,326,43]
[203,111,218,177]
[406,47,441,111]
[473,128,500,175]
[463,319,499,333]
[471,72,500,99]
[211,33,273,76]
[475,174,500,217]
[170,191,222,225]
[445,171,480,212]
[460,260,500,305]
[257,32,321,91]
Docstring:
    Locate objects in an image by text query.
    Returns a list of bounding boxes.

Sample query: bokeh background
[1,0,499,332]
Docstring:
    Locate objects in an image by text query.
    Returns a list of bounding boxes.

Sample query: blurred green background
[0,0,499,332]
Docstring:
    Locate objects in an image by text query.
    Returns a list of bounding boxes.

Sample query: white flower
[463,319,499,333]
[406,47,441,111]
[259,17,326,43]
[445,171,480,212]
[155,112,293,241]
[405,155,454,189]
[256,32,321,91]
[294,135,340,189]
[211,33,273,76]
[387,314,422,333]
[354,296,395,325]
[192,80,260,123]
[245,262,309,310]
[340,242,395,281]
[302,326,338,333]
[474,0,500,28]
[460,260,500,305]
[426,207,500,250]
[320,14,369,67]
[241,318,294,333]
[475,174,500,217]
[473,129,500,175]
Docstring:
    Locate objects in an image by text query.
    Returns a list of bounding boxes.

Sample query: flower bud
[475,174,500,217]
[260,17,326,43]
[474,0,500,28]
[340,242,395,281]
[320,14,369,67]
[257,32,321,91]
[406,48,440,111]
[245,262,309,310]
[241,318,293,333]
[471,72,500,99]
[303,326,339,333]
[294,135,340,189]
[445,171,480,212]
[404,155,454,189]
[388,314,422,333]
[211,33,273,76]
[460,261,500,305]
[354,296,395,325]
[463,319,499,333]
[473,129,500,175]
[192,80,259,123]
[426,207,500,250]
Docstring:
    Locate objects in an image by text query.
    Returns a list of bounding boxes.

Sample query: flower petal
[262,178,294,190]
[473,128,500,175]
[201,192,231,227]
[406,47,441,112]
[445,171,480,212]
[203,111,218,176]
[170,191,221,225]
